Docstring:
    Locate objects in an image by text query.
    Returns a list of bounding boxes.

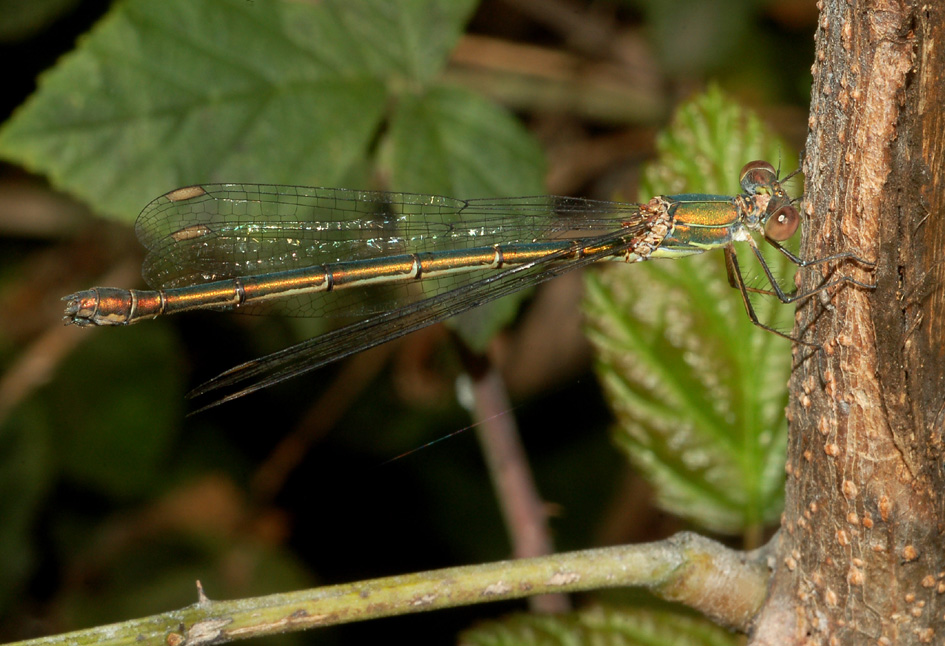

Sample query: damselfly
[63,161,871,409]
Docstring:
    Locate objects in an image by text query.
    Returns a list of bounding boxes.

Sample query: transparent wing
[136,184,644,317]
[187,224,653,412]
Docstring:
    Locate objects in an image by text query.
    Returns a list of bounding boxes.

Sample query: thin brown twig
[465,356,569,613]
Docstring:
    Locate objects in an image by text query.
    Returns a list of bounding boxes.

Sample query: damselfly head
[739,160,779,195]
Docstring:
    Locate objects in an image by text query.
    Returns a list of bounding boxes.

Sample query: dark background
[0,0,815,643]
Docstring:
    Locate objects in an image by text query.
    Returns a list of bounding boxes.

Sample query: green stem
[7,532,773,646]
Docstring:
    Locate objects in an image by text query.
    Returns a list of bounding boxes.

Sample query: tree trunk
[751,1,945,644]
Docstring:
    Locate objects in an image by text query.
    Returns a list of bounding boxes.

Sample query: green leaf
[383,85,545,199]
[382,85,546,350]
[584,86,794,536]
[0,0,480,221]
[327,0,479,84]
[1,0,545,352]
[459,605,738,646]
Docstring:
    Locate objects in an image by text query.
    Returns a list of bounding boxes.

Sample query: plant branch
[6,532,771,646]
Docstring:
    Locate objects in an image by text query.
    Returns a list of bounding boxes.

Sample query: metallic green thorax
[651,193,757,259]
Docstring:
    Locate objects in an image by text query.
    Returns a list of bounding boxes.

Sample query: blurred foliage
[460,605,738,646]
[0,0,80,42]
[628,0,765,74]
[0,0,816,644]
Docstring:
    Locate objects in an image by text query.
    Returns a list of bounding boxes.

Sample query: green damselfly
[63,161,871,409]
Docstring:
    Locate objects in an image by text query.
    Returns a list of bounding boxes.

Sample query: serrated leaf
[2,0,547,353]
[584,86,794,535]
[0,0,479,221]
[460,605,738,646]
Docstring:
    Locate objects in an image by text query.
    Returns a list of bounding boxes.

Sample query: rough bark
[751,1,945,644]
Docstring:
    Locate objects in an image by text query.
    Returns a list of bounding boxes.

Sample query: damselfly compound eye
[739,160,778,193]
[765,203,800,241]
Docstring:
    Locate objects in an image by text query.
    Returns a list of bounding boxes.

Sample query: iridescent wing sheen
[136,184,644,318]
[187,223,654,411]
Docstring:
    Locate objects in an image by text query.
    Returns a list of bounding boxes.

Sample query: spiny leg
[723,246,820,347]
[726,236,875,304]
